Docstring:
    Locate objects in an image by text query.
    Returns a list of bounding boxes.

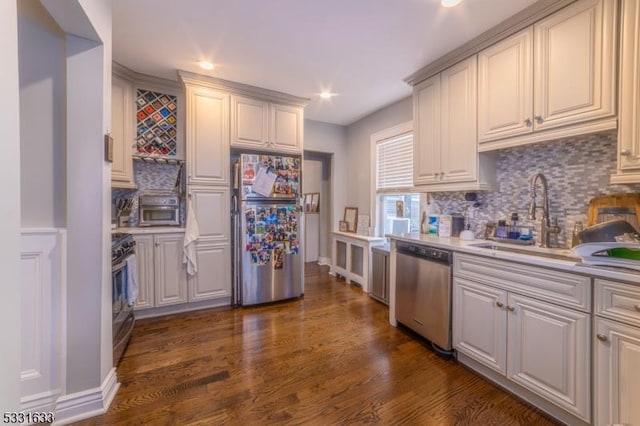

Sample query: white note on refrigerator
[252,166,277,197]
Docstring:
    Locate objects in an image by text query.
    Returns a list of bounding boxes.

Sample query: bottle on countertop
[425,197,440,235]
[571,221,584,247]
[496,219,508,238]
[508,212,521,239]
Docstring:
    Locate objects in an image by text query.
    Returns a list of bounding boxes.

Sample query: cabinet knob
[620,149,631,157]
[596,333,608,342]
[506,305,515,312]
[524,118,532,127]
[534,115,543,124]
[634,304,640,312]
[496,301,504,308]
[155,241,160,247]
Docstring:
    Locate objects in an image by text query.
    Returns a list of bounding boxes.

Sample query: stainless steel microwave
[138,193,181,226]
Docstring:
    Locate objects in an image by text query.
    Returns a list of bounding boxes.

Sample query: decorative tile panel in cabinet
[135,89,178,156]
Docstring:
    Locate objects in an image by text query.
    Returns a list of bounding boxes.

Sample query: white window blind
[376,133,413,192]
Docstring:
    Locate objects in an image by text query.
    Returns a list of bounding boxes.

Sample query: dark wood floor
[74,263,559,425]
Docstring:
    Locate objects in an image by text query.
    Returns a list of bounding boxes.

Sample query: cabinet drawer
[454,253,591,312]
[595,279,640,327]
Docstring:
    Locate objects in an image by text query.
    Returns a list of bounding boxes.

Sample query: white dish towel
[183,198,200,276]
[126,254,138,306]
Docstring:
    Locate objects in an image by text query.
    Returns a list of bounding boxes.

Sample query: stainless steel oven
[112,232,136,365]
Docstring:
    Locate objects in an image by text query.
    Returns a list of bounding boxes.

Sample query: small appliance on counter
[138,190,181,227]
[572,219,640,271]
[586,193,640,229]
[114,197,134,228]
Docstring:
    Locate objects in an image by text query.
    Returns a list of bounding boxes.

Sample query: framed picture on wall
[310,193,319,213]
[304,194,312,212]
[343,207,358,232]
[304,192,320,213]
[339,221,348,232]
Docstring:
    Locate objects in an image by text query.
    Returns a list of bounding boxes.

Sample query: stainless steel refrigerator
[232,153,303,306]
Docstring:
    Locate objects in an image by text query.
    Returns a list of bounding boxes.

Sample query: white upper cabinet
[413,75,441,186]
[111,74,136,188]
[478,0,617,150]
[184,85,229,186]
[231,94,304,153]
[269,102,304,152]
[440,57,481,185]
[414,56,496,191]
[230,95,269,148]
[534,0,616,129]
[478,28,533,142]
[612,0,640,184]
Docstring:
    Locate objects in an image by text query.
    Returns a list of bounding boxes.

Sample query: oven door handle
[113,260,127,273]
[141,205,178,210]
[112,254,134,273]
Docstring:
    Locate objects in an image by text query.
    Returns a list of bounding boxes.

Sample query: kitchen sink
[469,242,579,262]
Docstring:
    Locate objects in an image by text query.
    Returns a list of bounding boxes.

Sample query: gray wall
[39,0,114,396]
[18,0,66,227]
[1,0,23,412]
[304,119,347,260]
[345,96,412,217]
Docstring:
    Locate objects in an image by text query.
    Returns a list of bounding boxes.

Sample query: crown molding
[177,70,310,107]
[404,0,578,86]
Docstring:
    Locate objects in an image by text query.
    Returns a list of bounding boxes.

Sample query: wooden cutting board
[587,193,640,228]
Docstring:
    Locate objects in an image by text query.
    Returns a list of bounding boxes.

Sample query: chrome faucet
[527,173,560,248]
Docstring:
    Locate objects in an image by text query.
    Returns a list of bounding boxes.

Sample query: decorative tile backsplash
[113,161,184,227]
[429,130,640,247]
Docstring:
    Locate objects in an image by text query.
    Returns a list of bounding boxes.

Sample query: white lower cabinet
[453,277,507,373]
[188,242,231,302]
[133,234,155,310]
[134,233,188,309]
[134,232,231,311]
[594,278,640,425]
[453,253,591,423]
[506,293,590,419]
[154,234,188,306]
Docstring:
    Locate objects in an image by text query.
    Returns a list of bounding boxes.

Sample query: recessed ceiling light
[319,92,334,99]
[441,0,463,7]
[198,61,215,70]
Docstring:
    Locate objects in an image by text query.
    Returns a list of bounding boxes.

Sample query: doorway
[303,151,331,265]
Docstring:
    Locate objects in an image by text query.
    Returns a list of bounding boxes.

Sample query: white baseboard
[53,368,119,426]
[317,256,331,266]
[21,388,61,413]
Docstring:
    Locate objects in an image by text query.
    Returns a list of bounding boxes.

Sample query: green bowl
[607,248,640,260]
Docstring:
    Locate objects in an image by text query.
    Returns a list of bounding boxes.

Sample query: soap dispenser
[459,206,475,241]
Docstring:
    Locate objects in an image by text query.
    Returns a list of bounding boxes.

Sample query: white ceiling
[112,0,539,126]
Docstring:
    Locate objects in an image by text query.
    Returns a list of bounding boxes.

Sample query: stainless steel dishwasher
[395,241,453,351]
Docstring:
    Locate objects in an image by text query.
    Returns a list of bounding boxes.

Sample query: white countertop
[333,231,387,243]
[114,226,185,234]
[387,232,640,285]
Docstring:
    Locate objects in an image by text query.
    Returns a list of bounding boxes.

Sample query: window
[373,125,420,236]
